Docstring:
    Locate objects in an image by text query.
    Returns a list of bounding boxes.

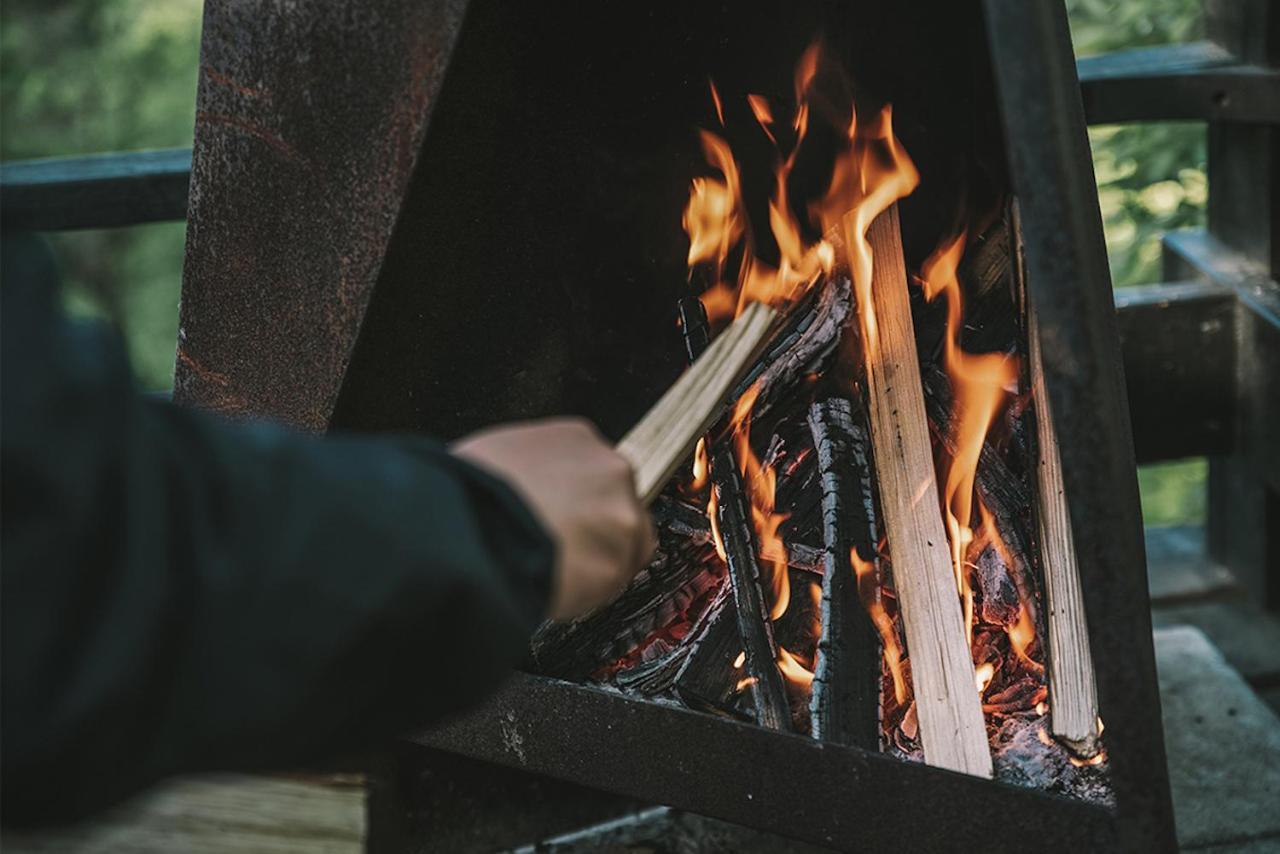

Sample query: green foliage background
[0,0,201,389]
[1,0,1208,524]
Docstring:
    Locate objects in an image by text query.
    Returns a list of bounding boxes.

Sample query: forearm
[2,395,553,825]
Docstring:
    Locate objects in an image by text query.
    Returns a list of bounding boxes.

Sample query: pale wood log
[1,774,366,854]
[617,302,777,506]
[857,205,992,777]
[1027,296,1102,758]
[1010,198,1101,757]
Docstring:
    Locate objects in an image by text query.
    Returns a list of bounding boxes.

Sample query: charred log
[806,398,880,750]
[710,443,791,730]
[673,583,744,715]
[530,531,721,680]
[730,277,853,425]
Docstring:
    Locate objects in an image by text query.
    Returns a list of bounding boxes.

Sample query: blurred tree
[1067,0,1208,527]
[0,0,202,389]
[1067,0,1207,288]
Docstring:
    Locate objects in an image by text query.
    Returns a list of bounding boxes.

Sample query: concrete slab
[1145,526,1239,604]
[1153,600,1280,685]
[1156,626,1280,851]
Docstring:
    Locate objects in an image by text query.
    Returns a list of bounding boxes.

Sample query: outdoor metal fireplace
[178,1,1173,850]
[7,0,1278,851]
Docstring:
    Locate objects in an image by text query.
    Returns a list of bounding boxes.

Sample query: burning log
[709,443,791,730]
[856,205,992,777]
[530,532,721,681]
[649,496,824,575]
[673,583,742,714]
[678,294,791,731]
[806,398,880,750]
[732,278,853,425]
[617,301,777,506]
[1026,295,1102,758]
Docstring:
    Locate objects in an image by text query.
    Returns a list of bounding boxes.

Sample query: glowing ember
[975,662,996,694]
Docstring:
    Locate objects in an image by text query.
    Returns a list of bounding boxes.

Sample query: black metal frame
[410,672,1111,851]
[4,1,1277,851]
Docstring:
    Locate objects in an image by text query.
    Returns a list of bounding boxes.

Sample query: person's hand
[452,418,656,621]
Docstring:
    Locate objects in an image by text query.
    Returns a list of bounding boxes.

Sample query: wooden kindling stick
[1011,199,1101,758]
[1027,293,1102,759]
[616,301,777,506]
[856,204,993,777]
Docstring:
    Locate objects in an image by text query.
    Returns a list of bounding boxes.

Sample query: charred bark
[530,532,721,680]
[710,443,791,730]
[806,398,880,750]
[672,583,743,715]
[730,278,853,425]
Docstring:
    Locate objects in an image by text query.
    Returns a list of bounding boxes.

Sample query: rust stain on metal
[201,66,268,100]
[175,0,471,431]
[194,111,304,161]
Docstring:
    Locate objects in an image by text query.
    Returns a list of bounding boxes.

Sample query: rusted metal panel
[175,0,469,429]
[985,2,1178,849]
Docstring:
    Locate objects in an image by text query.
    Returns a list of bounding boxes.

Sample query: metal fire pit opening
[175,1,1178,850]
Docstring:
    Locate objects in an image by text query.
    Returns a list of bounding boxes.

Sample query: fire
[817,104,921,355]
[730,384,790,620]
[851,548,908,705]
[974,662,996,694]
[683,130,744,278]
[777,647,815,688]
[681,42,1050,745]
[683,41,922,640]
[691,437,709,492]
[917,235,1019,645]
[1008,602,1041,673]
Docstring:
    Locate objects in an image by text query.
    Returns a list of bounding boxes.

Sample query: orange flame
[917,233,1019,647]
[851,548,908,705]
[747,94,777,145]
[683,131,744,275]
[730,384,791,620]
[777,646,815,688]
[708,80,725,126]
[691,437,709,492]
[974,662,996,694]
[684,43,924,644]
[1008,602,1042,672]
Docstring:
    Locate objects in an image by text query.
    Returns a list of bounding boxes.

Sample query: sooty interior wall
[330,0,1007,441]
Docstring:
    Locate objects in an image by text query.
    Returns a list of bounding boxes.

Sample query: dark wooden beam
[1115,280,1237,463]
[1078,41,1280,126]
[0,149,191,231]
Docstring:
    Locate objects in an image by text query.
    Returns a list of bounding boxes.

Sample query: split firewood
[807,398,880,750]
[1026,292,1102,758]
[617,301,777,506]
[856,205,992,777]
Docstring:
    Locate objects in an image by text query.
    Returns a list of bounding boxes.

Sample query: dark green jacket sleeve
[0,235,554,827]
